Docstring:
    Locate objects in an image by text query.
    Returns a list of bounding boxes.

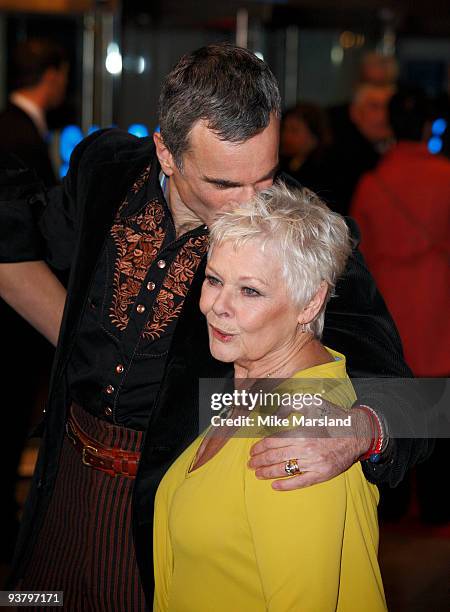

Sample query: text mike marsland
[211,414,353,428]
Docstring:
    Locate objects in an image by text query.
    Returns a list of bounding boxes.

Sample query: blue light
[60,162,69,178]
[60,125,84,163]
[428,136,443,155]
[128,123,149,138]
[88,124,101,136]
[431,118,447,136]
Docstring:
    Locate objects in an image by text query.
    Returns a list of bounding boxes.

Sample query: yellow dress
[153,350,387,612]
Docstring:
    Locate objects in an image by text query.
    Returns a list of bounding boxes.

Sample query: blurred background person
[0,38,69,187]
[326,82,395,215]
[326,52,399,216]
[0,38,68,564]
[279,102,333,198]
[351,86,450,525]
[357,52,400,87]
[328,51,399,149]
[351,86,449,378]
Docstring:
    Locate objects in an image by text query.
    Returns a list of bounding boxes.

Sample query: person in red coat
[351,87,450,378]
[352,87,450,525]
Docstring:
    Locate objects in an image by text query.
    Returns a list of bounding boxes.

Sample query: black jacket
[0,129,430,605]
[0,103,57,188]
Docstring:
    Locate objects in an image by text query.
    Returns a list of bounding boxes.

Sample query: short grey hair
[159,43,281,168]
[352,82,395,106]
[208,183,352,337]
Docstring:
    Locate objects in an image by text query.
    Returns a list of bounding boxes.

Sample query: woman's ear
[298,281,329,326]
[153,132,176,176]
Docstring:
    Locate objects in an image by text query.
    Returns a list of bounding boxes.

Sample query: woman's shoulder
[282,347,356,409]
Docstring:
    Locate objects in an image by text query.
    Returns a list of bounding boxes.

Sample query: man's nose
[234,185,257,204]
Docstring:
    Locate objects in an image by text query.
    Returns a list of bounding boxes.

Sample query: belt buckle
[82,444,98,466]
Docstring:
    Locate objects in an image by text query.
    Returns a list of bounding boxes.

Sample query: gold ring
[284,458,301,476]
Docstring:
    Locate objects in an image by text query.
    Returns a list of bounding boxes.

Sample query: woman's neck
[233,333,332,381]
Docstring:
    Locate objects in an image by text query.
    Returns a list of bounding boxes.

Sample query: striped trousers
[19,404,148,611]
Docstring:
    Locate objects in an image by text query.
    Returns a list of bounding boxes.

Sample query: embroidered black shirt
[66,160,208,430]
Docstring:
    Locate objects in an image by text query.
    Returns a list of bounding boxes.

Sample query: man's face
[155,114,280,227]
[46,62,69,109]
[350,87,393,143]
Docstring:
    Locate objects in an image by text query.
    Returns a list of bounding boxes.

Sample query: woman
[153,184,387,611]
[280,102,332,196]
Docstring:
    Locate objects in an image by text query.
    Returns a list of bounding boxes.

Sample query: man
[358,52,399,87]
[327,82,395,215]
[327,52,399,215]
[0,44,429,608]
[0,38,68,187]
[0,38,68,563]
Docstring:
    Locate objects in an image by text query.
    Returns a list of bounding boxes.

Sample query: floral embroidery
[108,163,208,341]
[109,199,166,331]
[141,289,183,342]
[142,235,208,340]
[131,164,151,194]
[114,164,152,219]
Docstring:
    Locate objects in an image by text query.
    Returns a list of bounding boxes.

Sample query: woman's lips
[209,324,235,343]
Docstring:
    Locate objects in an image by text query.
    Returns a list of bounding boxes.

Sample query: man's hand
[248,403,373,491]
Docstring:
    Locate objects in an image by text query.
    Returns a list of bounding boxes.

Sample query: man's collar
[159,170,169,201]
[10,92,48,138]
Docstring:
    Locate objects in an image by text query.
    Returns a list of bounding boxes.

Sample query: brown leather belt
[65,406,140,479]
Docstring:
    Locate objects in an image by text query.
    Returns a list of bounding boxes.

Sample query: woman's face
[280,115,318,158]
[200,240,303,369]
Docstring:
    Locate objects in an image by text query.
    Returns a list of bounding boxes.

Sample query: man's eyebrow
[202,163,279,188]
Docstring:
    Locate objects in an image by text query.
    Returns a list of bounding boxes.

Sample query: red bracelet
[357,405,384,461]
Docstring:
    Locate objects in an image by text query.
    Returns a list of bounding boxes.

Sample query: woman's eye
[242,286,260,297]
[205,275,221,286]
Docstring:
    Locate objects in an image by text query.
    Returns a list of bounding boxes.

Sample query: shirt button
[146,281,156,291]
[115,364,124,374]
[136,304,146,314]
[106,384,115,394]
[157,259,166,269]
[104,406,113,416]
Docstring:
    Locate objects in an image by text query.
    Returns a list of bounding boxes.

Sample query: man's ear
[153,132,176,176]
[298,281,329,326]
[42,66,58,87]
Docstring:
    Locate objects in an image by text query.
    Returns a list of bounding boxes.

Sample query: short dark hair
[12,38,67,90]
[389,87,429,142]
[159,43,281,167]
[282,102,332,150]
